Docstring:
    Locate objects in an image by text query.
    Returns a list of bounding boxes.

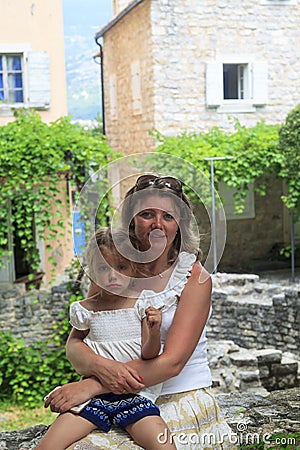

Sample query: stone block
[239,370,260,383]
[229,351,258,367]
[271,360,298,376]
[254,349,282,364]
[258,365,270,378]
[277,374,297,389]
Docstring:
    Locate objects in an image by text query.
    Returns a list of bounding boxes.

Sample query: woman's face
[133,194,180,253]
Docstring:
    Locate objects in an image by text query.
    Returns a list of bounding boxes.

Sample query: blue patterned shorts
[78,393,160,431]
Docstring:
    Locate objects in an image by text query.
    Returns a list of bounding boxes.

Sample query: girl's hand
[44,378,102,413]
[145,306,162,334]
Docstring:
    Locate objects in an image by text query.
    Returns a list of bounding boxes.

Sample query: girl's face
[93,249,133,296]
[133,194,180,253]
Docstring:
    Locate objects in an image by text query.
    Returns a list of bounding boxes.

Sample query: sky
[62,0,113,119]
[62,0,112,31]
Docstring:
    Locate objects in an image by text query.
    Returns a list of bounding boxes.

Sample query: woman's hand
[66,328,144,394]
[92,358,145,394]
[44,378,102,413]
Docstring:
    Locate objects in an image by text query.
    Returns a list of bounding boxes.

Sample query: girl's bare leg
[35,412,97,450]
[126,416,177,450]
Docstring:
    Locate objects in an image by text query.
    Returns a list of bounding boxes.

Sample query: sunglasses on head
[135,175,183,195]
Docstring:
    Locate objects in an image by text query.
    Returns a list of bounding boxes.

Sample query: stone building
[95,0,300,270]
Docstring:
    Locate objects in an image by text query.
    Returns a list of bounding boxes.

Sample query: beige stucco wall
[42,177,73,285]
[0,0,67,125]
[0,1,71,286]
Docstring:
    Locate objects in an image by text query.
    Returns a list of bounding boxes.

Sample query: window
[0,54,24,103]
[0,48,50,112]
[206,60,268,112]
[223,64,248,100]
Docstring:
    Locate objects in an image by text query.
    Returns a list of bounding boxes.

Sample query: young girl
[36,227,176,450]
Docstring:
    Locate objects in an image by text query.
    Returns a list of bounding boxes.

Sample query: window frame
[206,57,268,113]
[0,53,24,105]
[0,44,50,115]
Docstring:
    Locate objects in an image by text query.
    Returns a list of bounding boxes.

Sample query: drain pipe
[94,38,106,135]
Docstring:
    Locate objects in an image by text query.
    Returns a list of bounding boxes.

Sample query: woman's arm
[127,263,212,387]
[66,327,145,393]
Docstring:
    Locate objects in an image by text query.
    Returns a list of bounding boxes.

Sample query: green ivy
[153,119,288,214]
[279,103,300,214]
[0,290,83,408]
[0,109,119,274]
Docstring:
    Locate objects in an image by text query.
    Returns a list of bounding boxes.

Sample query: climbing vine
[153,118,287,213]
[278,103,300,214]
[0,109,118,274]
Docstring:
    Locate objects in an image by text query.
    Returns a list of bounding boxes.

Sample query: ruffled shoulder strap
[69,301,92,331]
[134,252,196,319]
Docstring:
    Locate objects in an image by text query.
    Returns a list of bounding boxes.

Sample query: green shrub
[0,292,82,408]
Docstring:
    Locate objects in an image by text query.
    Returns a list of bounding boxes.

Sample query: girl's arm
[66,264,211,393]
[66,327,145,394]
[141,306,162,360]
[126,263,212,386]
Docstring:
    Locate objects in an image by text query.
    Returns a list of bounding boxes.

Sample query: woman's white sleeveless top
[137,251,212,395]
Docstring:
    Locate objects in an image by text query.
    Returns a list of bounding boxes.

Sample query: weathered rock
[216,388,300,447]
[0,424,48,450]
[1,389,299,449]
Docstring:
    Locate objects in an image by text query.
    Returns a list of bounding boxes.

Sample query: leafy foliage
[0,290,82,408]
[0,109,118,273]
[279,103,300,213]
[153,119,282,213]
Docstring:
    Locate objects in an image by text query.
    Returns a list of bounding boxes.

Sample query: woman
[46,175,234,449]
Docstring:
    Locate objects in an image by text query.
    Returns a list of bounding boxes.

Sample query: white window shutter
[206,62,223,107]
[131,60,142,115]
[252,62,268,106]
[27,51,51,109]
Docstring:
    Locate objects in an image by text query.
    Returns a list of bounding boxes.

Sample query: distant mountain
[62,0,112,120]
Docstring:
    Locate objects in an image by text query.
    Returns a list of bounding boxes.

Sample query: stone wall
[150,0,300,134]
[103,0,300,155]
[208,273,300,356]
[1,272,299,357]
[208,340,299,394]
[0,282,71,344]
[103,0,156,155]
